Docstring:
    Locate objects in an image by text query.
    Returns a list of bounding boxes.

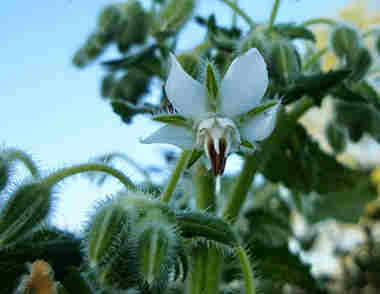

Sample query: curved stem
[222,154,261,223]
[268,0,281,29]
[236,246,256,294]
[3,148,39,177]
[218,0,255,28]
[161,150,192,203]
[363,28,380,39]
[288,96,314,121]
[302,47,328,71]
[41,163,136,190]
[302,17,337,27]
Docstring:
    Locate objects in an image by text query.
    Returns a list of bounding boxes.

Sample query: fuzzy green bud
[85,197,136,269]
[0,181,53,247]
[239,30,271,64]
[325,122,347,154]
[330,24,361,60]
[270,40,301,86]
[85,196,140,290]
[118,1,151,52]
[137,221,179,293]
[112,69,150,104]
[0,154,10,192]
[177,53,200,79]
[97,4,123,34]
[349,46,372,81]
[72,32,108,68]
[156,0,195,38]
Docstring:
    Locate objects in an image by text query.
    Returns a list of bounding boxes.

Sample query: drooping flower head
[143,48,280,176]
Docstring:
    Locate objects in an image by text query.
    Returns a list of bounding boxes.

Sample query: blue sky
[0,0,349,231]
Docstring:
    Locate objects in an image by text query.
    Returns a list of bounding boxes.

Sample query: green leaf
[282,69,351,106]
[306,177,376,223]
[261,123,369,194]
[205,63,219,110]
[175,211,239,247]
[242,101,278,122]
[152,114,190,128]
[272,23,316,42]
[186,149,203,169]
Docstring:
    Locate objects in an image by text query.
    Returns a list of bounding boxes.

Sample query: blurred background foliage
[2,0,380,293]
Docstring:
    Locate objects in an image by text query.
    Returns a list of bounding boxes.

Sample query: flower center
[196,117,240,175]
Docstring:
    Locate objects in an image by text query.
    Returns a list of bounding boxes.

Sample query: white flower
[143,48,280,175]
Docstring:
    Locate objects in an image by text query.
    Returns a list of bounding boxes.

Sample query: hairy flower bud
[349,46,372,81]
[330,24,361,60]
[325,121,347,154]
[118,1,151,52]
[0,181,53,247]
[0,154,10,192]
[156,0,195,38]
[269,40,301,86]
[97,4,123,34]
[136,220,179,293]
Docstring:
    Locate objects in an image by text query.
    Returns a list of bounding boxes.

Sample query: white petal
[142,125,194,150]
[165,53,207,117]
[241,103,280,142]
[220,48,268,117]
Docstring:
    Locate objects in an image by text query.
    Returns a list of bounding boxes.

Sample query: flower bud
[349,46,372,81]
[269,39,301,87]
[177,53,200,79]
[325,121,347,154]
[85,196,140,290]
[330,24,361,60]
[72,32,108,68]
[118,1,151,52]
[112,69,150,104]
[0,181,53,247]
[156,0,195,38]
[136,221,179,293]
[0,154,10,192]
[97,4,123,34]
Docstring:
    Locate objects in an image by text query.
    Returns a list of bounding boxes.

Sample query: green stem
[219,0,255,28]
[302,47,328,71]
[232,0,238,27]
[302,17,337,27]
[222,154,261,223]
[236,246,256,294]
[363,28,380,38]
[161,150,191,203]
[288,96,314,121]
[41,163,136,190]
[194,162,216,211]
[268,0,281,29]
[3,148,39,177]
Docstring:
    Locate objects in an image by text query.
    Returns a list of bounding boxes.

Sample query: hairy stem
[219,0,255,28]
[236,246,256,294]
[161,150,191,203]
[3,148,39,177]
[194,162,216,211]
[302,47,328,71]
[302,17,337,27]
[268,0,281,29]
[41,163,136,190]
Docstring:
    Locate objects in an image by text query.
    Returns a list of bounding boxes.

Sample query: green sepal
[241,101,278,123]
[325,121,347,154]
[137,223,179,293]
[152,114,191,128]
[0,181,53,247]
[205,63,219,111]
[272,22,316,42]
[61,268,93,294]
[0,154,10,192]
[175,211,239,247]
[282,69,351,105]
[240,139,255,150]
[186,149,203,169]
[85,197,136,268]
